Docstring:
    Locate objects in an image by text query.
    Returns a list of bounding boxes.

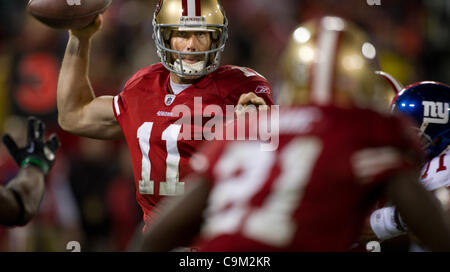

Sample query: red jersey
[112,63,273,225]
[193,105,423,251]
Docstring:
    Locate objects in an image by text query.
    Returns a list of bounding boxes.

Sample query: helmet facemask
[152,0,228,78]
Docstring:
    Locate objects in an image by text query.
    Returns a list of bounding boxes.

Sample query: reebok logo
[255,85,270,94]
[422,101,449,124]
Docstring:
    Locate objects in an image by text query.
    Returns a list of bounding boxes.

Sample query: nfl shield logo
[165,94,176,106]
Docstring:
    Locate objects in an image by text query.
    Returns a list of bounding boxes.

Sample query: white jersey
[420,148,450,191]
[411,147,450,252]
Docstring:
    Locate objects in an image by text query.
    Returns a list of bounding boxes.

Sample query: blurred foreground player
[0,117,59,226]
[366,82,450,251]
[142,17,450,251]
[57,0,273,230]
[139,17,450,251]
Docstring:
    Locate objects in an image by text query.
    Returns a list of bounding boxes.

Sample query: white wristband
[370,207,406,240]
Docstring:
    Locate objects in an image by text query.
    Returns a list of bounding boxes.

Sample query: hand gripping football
[27,0,112,29]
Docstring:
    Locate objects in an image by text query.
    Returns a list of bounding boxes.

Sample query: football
[27,0,112,29]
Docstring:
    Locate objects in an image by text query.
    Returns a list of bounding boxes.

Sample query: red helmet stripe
[182,0,188,16]
[195,0,201,16]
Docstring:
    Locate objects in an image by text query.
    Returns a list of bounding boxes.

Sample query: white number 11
[137,122,183,196]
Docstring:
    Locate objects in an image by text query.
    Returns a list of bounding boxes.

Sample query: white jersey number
[137,122,183,196]
[202,137,322,247]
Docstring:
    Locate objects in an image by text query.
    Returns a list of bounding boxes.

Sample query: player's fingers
[69,14,103,37]
[93,14,103,30]
[2,134,19,160]
[237,93,255,106]
[36,119,45,142]
[236,95,247,106]
[243,104,258,112]
[258,104,269,111]
[235,104,244,111]
[46,134,61,152]
[250,97,266,106]
[27,117,38,143]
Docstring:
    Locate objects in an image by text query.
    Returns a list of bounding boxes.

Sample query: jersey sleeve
[351,114,425,187]
[112,91,127,126]
[222,66,274,106]
[421,152,450,191]
[112,67,149,126]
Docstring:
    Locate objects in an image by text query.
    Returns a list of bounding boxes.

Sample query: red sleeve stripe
[182,0,188,16]
[196,0,201,16]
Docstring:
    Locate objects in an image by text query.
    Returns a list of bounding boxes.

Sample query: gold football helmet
[153,0,228,77]
[279,16,393,111]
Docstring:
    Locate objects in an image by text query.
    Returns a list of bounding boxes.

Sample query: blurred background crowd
[0,0,448,251]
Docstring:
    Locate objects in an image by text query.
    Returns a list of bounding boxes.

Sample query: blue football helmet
[392,81,450,158]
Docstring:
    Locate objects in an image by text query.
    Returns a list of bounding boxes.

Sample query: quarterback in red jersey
[113,63,272,224]
[57,0,273,228]
[139,17,450,251]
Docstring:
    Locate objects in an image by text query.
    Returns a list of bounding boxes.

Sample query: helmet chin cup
[173,60,206,77]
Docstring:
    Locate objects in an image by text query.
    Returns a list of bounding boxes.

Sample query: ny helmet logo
[422,101,449,124]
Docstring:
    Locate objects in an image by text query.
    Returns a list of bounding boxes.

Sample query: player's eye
[194,32,207,38]
[173,31,189,38]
